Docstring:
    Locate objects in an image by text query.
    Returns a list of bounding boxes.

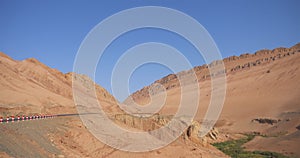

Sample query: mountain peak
[24,58,44,65]
[0,52,13,60]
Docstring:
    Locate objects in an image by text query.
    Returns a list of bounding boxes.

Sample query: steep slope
[124,43,300,157]
[125,43,300,106]
[0,52,117,116]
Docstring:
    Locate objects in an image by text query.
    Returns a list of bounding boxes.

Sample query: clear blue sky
[1,1,300,101]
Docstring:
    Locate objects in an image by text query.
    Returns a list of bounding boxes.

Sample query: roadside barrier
[0,114,55,123]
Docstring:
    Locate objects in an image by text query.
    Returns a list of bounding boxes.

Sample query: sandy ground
[0,116,227,158]
[243,112,300,156]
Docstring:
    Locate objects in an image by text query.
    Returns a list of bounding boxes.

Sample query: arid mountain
[124,43,300,157]
[1,43,300,157]
[125,43,300,106]
[0,52,117,116]
[0,52,227,157]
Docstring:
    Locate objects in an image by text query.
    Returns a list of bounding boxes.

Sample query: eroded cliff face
[124,43,300,105]
[114,113,222,147]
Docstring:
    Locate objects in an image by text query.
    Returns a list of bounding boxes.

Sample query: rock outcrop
[114,113,220,147]
[124,43,300,105]
[252,118,280,125]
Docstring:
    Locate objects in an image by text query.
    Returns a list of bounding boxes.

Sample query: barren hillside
[0,52,117,116]
[0,52,227,157]
[124,43,300,157]
[1,43,299,157]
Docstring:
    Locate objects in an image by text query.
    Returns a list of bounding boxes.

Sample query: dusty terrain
[0,115,227,158]
[0,52,226,157]
[125,43,300,157]
[0,43,300,157]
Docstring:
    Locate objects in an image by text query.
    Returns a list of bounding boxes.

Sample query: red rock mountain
[0,43,300,157]
[123,43,300,156]
[125,43,300,106]
[0,52,117,116]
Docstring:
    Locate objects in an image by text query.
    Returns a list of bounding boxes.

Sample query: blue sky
[1,1,300,101]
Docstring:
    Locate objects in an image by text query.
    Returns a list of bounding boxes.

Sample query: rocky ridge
[0,52,117,116]
[125,43,300,105]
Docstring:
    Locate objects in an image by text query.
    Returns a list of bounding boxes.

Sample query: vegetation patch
[212,134,290,158]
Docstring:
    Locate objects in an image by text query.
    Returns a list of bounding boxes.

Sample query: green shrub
[212,134,289,158]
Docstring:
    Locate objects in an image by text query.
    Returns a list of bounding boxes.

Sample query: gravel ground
[0,117,69,158]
